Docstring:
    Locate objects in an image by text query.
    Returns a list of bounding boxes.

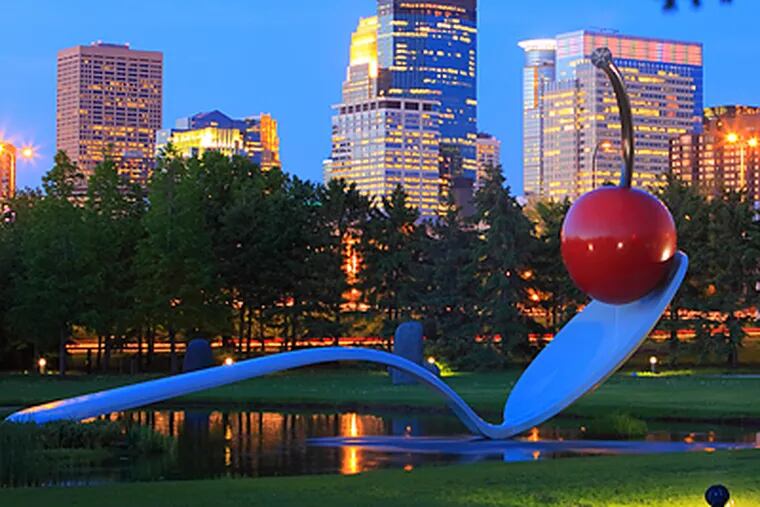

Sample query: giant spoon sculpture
[6,49,688,439]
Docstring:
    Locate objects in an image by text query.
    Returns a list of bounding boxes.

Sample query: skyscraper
[57,42,163,187]
[377,0,477,183]
[156,110,280,170]
[671,105,760,202]
[518,39,556,198]
[520,31,703,200]
[326,1,477,218]
[475,132,501,187]
[0,141,16,201]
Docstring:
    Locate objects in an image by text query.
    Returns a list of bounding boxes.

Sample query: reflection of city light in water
[343,447,360,475]
[341,413,361,475]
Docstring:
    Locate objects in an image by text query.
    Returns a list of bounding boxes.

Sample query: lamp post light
[649,355,658,374]
[591,140,614,189]
[37,357,47,375]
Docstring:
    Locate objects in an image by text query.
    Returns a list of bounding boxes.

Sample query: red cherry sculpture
[560,48,677,305]
[561,187,676,304]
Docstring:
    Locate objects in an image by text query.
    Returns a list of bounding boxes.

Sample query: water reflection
[109,408,395,481]
[4,407,759,487]
[109,408,760,479]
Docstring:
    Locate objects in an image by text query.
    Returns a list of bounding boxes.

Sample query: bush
[0,419,173,457]
[0,419,175,486]
[583,413,648,440]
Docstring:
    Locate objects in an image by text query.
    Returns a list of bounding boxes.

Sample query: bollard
[705,484,730,507]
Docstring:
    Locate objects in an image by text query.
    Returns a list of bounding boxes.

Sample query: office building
[670,105,760,202]
[326,0,477,218]
[157,110,280,170]
[57,42,163,187]
[518,39,557,198]
[520,30,703,200]
[475,132,501,188]
[377,0,478,184]
[0,141,16,201]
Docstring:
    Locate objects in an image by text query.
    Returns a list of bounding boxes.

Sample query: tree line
[0,150,758,374]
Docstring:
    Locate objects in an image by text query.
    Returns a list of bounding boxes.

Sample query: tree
[359,186,426,343]
[267,176,322,350]
[656,175,711,365]
[137,152,227,373]
[421,199,482,368]
[220,165,289,354]
[700,191,760,367]
[473,165,534,357]
[8,152,89,375]
[528,199,583,339]
[663,0,731,9]
[309,179,370,345]
[81,157,146,371]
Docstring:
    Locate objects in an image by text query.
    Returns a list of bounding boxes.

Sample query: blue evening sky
[0,0,755,195]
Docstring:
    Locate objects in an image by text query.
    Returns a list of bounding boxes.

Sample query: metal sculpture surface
[6,48,688,438]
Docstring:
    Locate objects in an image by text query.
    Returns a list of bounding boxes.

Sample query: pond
[5,406,759,487]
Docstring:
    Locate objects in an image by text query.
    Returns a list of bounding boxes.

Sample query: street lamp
[592,140,614,189]
[725,132,759,189]
[649,355,658,374]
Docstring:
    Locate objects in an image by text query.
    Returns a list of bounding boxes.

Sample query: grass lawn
[2,367,760,422]
[1,450,758,506]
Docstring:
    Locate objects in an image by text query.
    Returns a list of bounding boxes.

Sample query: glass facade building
[518,39,556,197]
[520,31,703,200]
[377,0,477,183]
[157,110,280,170]
[326,1,477,218]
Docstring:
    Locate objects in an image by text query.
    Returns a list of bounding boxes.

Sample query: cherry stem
[591,47,634,189]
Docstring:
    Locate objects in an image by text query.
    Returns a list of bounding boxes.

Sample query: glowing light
[403,464,414,472]
[726,132,739,144]
[649,356,658,366]
[749,137,759,148]
[518,39,557,52]
[21,147,34,159]
[223,357,234,366]
[427,357,436,365]
[349,16,379,78]
[38,358,47,369]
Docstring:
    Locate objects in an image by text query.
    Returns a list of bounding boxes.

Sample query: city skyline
[1,0,757,195]
[521,30,703,200]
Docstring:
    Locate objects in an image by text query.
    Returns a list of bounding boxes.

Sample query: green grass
[1,450,758,506]
[2,368,760,422]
